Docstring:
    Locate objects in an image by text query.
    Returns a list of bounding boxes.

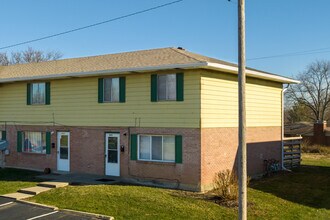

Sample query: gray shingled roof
[0,47,296,83]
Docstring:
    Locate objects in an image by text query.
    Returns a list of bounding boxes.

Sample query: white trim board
[0,62,299,84]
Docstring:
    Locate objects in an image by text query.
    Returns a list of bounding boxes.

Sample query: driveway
[0,197,104,220]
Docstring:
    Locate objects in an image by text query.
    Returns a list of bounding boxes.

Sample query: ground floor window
[22,132,47,154]
[138,135,175,162]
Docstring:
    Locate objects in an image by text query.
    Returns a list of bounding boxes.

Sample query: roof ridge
[0,47,175,69]
[169,47,205,63]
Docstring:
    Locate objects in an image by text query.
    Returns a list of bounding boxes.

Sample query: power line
[225,0,330,61]
[248,46,330,61]
[0,0,184,51]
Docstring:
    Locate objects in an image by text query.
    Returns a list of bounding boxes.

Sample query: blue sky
[0,0,329,78]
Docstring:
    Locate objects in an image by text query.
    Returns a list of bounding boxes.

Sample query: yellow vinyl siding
[201,71,282,128]
[0,71,201,128]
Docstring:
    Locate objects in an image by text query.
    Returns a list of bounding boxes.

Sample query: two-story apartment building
[0,47,298,191]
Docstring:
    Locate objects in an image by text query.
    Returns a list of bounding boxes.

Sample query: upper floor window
[104,78,120,102]
[151,73,184,102]
[158,74,176,101]
[27,82,50,105]
[98,77,126,103]
[32,83,45,104]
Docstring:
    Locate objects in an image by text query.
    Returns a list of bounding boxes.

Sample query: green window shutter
[175,135,183,163]
[176,73,184,101]
[17,131,22,152]
[119,77,126,103]
[130,134,137,160]
[98,78,104,103]
[1,131,6,140]
[151,74,158,102]
[45,82,51,105]
[27,83,31,105]
[46,132,51,154]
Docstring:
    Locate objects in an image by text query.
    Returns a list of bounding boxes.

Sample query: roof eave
[0,62,206,83]
[0,61,300,84]
[205,62,300,84]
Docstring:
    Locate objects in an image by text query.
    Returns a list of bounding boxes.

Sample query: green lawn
[27,153,330,220]
[301,153,330,167]
[0,168,42,195]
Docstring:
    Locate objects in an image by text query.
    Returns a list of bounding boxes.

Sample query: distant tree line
[0,47,62,66]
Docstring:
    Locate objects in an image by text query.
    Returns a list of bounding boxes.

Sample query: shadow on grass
[0,168,43,182]
[249,165,330,209]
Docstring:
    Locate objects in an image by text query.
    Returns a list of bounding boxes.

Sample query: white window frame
[157,74,177,101]
[137,134,175,163]
[22,131,47,154]
[103,77,120,103]
[31,82,46,105]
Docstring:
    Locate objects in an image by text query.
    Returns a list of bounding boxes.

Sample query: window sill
[20,152,47,156]
[156,99,177,102]
[136,160,176,166]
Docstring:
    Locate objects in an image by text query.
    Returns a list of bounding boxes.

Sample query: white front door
[57,132,70,172]
[105,133,120,176]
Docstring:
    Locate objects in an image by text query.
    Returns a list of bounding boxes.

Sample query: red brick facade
[1,125,202,190]
[1,125,281,191]
[201,127,281,190]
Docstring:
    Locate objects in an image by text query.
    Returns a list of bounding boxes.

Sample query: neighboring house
[0,47,298,191]
[285,121,330,146]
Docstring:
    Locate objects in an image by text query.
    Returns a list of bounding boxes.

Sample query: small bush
[213,169,249,201]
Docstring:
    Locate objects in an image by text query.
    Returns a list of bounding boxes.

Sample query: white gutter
[0,61,299,84]
[281,86,289,171]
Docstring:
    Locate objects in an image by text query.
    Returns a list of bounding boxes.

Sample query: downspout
[281,84,290,171]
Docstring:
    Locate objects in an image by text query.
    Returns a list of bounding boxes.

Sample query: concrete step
[1,192,34,200]
[18,186,51,195]
[37,181,69,188]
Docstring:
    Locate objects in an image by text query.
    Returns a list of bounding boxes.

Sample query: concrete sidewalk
[1,172,120,201]
[0,178,115,219]
[1,181,69,200]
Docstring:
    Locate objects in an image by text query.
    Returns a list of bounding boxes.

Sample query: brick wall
[1,125,201,190]
[2,125,57,171]
[1,124,281,191]
[127,127,201,190]
[201,126,281,191]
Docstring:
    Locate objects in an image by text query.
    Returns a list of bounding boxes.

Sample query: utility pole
[238,0,247,219]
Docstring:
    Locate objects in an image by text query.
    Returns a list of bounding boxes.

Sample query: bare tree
[0,53,9,66]
[287,60,330,121]
[0,47,62,66]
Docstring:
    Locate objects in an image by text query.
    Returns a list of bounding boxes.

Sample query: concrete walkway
[1,181,69,200]
[1,173,120,201]
[0,180,114,219]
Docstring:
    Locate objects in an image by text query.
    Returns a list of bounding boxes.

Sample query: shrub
[213,169,249,201]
